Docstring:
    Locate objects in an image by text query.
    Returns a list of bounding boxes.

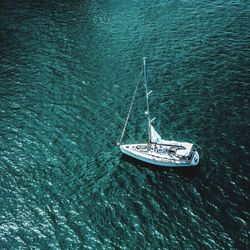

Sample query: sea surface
[0,0,249,249]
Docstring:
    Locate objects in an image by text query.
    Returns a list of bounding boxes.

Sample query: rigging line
[117,67,143,145]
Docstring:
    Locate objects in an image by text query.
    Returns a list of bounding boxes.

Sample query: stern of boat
[191,150,199,166]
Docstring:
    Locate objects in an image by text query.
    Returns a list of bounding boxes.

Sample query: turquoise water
[0,0,249,249]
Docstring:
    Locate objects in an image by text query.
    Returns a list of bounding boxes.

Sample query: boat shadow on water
[120,154,202,179]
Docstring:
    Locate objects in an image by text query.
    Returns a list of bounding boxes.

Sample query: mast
[143,57,151,144]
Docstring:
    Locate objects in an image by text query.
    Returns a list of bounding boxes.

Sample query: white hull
[120,143,199,167]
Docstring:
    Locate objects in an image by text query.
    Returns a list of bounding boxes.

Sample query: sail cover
[150,125,161,143]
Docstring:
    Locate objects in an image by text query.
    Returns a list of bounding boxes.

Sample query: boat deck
[120,143,199,167]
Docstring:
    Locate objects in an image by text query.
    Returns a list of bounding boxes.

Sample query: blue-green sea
[0,0,249,249]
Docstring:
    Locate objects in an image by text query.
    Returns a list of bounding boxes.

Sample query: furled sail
[150,125,161,143]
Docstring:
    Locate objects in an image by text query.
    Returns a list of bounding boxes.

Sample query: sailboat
[118,57,199,167]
